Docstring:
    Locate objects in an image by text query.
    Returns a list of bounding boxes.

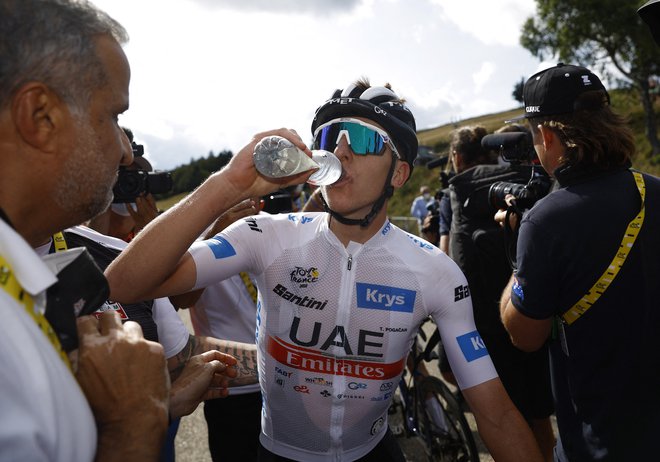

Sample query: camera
[481,132,536,164]
[112,139,173,203]
[131,140,144,157]
[112,169,173,203]
[488,175,552,211]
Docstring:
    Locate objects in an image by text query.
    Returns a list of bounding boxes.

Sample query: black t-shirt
[50,230,159,343]
[512,167,660,461]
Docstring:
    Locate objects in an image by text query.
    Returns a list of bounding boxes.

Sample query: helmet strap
[319,152,397,228]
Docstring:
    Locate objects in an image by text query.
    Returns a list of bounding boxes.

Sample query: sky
[93,0,554,171]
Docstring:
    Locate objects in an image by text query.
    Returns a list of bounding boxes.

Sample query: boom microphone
[480,132,529,151]
[426,155,449,169]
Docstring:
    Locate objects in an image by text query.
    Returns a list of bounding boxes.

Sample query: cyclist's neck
[327,210,388,247]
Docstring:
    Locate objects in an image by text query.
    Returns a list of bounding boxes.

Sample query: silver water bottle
[253,136,342,186]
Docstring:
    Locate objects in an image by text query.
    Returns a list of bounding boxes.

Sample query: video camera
[479,132,551,211]
[112,141,173,203]
[426,155,455,189]
[480,131,536,165]
[488,175,552,211]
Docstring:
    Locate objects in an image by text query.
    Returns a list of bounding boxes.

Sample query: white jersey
[190,212,497,461]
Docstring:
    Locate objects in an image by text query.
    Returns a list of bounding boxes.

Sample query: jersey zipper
[330,250,357,457]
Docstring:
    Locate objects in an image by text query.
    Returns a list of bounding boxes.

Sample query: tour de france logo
[290,267,319,288]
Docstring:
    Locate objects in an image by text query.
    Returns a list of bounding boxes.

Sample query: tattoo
[168,334,198,382]
[167,334,259,386]
[194,335,259,387]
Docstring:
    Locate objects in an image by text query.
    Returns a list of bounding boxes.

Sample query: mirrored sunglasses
[312,118,400,158]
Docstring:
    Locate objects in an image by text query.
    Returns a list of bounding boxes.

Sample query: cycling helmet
[311,82,418,227]
[311,83,418,169]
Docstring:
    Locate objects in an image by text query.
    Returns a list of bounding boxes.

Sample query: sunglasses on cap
[312,118,401,158]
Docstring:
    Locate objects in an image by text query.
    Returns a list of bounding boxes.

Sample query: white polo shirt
[0,220,96,461]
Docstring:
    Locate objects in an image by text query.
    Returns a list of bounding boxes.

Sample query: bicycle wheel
[417,376,479,462]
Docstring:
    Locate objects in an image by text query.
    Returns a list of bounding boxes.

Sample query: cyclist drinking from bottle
[106,79,542,462]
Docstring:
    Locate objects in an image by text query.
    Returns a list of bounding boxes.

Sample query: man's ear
[391,160,410,189]
[538,124,555,151]
[11,82,66,152]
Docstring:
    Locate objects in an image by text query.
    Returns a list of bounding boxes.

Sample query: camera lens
[488,181,527,210]
[112,170,147,203]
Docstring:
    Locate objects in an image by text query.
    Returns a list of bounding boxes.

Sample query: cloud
[432,0,536,46]
[94,0,544,170]
[190,0,362,16]
[473,62,496,94]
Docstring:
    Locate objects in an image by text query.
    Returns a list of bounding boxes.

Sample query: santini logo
[356,283,416,313]
[273,284,327,310]
[456,330,489,362]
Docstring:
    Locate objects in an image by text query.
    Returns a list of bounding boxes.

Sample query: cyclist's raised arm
[105,129,312,303]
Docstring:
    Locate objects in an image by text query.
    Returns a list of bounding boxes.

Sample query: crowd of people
[1,0,659,461]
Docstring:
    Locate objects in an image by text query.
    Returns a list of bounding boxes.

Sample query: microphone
[426,155,449,169]
[481,132,530,151]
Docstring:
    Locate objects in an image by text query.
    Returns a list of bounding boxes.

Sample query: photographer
[498,63,660,461]
[88,128,168,242]
[445,125,555,460]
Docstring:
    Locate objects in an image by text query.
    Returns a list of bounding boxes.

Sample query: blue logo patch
[356,283,416,313]
[406,235,434,250]
[512,278,524,301]
[206,236,236,259]
[456,331,489,362]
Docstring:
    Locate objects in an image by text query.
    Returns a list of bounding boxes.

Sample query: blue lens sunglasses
[312,118,401,159]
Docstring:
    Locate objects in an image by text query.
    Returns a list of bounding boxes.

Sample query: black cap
[639,0,660,46]
[508,63,609,122]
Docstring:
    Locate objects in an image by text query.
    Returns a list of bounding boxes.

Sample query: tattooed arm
[168,334,258,387]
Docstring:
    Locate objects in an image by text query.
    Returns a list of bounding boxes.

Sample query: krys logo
[456,330,489,362]
[290,267,319,287]
[356,283,416,313]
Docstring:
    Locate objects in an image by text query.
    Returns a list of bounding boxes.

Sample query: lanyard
[239,272,258,305]
[561,171,646,325]
[52,231,68,252]
[0,253,72,370]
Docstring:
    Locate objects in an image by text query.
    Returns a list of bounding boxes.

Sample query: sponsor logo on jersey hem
[267,335,405,380]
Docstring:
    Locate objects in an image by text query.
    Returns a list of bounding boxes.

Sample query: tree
[512,77,525,105]
[521,0,660,155]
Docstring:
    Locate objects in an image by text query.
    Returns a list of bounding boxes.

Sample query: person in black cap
[639,0,660,45]
[498,63,660,461]
[107,78,544,461]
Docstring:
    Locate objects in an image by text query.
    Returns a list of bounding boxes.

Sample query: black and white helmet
[311,83,418,169]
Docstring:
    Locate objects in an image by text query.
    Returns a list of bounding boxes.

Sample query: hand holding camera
[112,141,173,203]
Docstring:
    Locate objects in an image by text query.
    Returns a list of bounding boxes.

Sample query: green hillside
[159,88,659,224]
[388,88,660,221]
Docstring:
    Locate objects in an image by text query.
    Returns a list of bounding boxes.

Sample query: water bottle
[253,135,342,186]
